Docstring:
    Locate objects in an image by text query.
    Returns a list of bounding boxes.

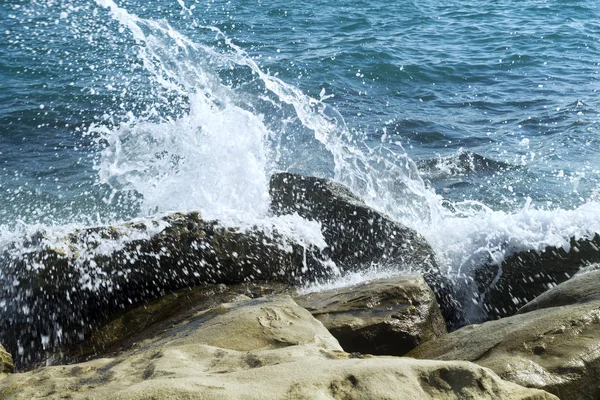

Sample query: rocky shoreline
[0,173,598,399]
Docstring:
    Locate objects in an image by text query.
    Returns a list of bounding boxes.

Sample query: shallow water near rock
[1,0,600,363]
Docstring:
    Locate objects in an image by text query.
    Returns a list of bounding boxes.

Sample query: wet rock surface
[408,269,600,400]
[0,295,556,400]
[295,275,447,356]
[270,172,463,328]
[269,172,436,272]
[0,212,330,369]
[474,234,600,320]
[517,266,600,314]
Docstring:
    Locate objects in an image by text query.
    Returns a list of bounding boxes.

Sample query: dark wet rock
[407,279,600,400]
[269,172,462,329]
[294,275,447,356]
[0,212,331,369]
[517,265,600,314]
[474,234,600,320]
[0,295,556,400]
[269,172,435,271]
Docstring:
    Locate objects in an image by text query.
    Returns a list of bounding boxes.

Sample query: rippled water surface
[1,0,599,273]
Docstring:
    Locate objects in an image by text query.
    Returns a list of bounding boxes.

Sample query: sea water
[1,0,600,285]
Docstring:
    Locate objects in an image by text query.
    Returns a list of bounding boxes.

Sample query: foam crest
[424,199,600,275]
[90,0,272,223]
[92,93,271,221]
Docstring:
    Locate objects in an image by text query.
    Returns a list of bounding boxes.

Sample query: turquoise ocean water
[1,0,600,277]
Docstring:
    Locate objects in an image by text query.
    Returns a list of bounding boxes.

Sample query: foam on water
[2,0,600,292]
[423,199,600,276]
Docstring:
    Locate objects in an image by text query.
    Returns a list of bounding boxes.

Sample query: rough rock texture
[270,172,462,328]
[295,275,447,356]
[0,212,330,369]
[517,266,600,314]
[0,295,556,400]
[475,234,600,320]
[65,282,289,364]
[0,344,14,379]
[407,272,600,400]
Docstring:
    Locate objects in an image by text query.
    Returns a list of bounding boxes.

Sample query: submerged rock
[417,150,513,180]
[407,269,600,400]
[0,212,331,369]
[295,275,447,356]
[0,295,556,400]
[474,234,600,319]
[269,172,462,328]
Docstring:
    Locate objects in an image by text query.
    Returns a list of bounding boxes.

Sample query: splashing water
[2,0,600,284]
[88,0,440,231]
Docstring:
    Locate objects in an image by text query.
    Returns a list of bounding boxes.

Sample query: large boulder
[407,269,600,400]
[474,234,600,320]
[0,295,556,400]
[0,212,331,369]
[269,172,462,328]
[269,173,436,272]
[294,275,447,356]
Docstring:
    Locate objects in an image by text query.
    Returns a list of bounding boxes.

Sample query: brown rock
[295,275,447,356]
[65,282,290,363]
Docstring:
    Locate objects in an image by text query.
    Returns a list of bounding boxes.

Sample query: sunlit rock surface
[407,269,600,400]
[0,296,556,400]
[0,344,14,380]
[64,282,289,364]
[295,275,447,356]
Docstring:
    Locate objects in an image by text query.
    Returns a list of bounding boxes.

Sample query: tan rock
[67,282,289,362]
[0,344,14,379]
[0,295,554,400]
[407,297,600,399]
[295,275,447,356]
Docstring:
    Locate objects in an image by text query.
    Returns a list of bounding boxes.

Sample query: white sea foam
[89,0,600,282]
[422,199,600,276]
[2,0,598,292]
